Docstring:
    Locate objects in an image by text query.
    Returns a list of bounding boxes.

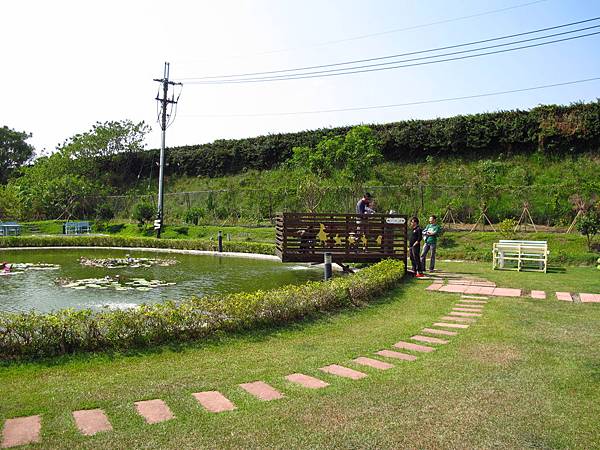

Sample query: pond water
[0,249,322,313]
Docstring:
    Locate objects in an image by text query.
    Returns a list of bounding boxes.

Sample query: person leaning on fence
[409,217,424,277]
[356,192,375,215]
[421,215,442,272]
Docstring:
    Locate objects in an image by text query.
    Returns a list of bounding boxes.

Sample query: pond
[0,249,323,313]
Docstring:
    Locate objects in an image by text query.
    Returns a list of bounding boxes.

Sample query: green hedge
[101,101,600,179]
[0,235,276,255]
[0,259,405,360]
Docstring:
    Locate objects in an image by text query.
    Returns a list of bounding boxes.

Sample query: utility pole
[153,62,182,238]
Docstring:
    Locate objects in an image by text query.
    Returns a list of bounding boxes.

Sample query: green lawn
[1,263,599,449]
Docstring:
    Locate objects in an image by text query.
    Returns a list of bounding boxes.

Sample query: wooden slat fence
[276,212,407,264]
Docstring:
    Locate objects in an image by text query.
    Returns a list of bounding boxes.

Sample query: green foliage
[0,183,23,219]
[0,259,405,360]
[132,201,156,229]
[498,218,518,238]
[291,126,382,185]
[576,211,600,251]
[0,126,35,183]
[183,207,204,225]
[95,203,115,221]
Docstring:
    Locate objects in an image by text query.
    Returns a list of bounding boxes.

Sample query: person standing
[421,215,442,272]
[409,217,424,277]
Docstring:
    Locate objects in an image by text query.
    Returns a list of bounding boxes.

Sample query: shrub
[498,218,518,238]
[576,211,600,251]
[0,260,405,360]
[184,207,204,225]
[132,201,156,229]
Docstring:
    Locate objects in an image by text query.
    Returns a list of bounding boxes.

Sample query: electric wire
[181,23,600,83]
[179,15,598,81]
[179,76,600,118]
[180,31,600,84]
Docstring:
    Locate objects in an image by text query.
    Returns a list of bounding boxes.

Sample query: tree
[577,211,600,251]
[132,201,156,229]
[0,126,35,183]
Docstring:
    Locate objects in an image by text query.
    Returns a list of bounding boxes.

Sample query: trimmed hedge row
[0,259,405,360]
[100,101,600,179]
[0,235,276,255]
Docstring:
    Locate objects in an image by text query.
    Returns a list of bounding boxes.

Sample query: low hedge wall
[0,259,405,360]
[0,235,276,256]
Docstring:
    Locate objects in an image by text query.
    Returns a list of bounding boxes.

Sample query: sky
[2,0,600,154]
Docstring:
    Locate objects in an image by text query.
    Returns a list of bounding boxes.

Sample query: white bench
[493,240,549,273]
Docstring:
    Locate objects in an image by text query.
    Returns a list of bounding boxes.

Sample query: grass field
[1,262,599,449]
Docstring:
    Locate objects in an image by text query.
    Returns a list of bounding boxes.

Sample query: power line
[179,76,600,118]
[180,15,598,81]
[176,0,550,63]
[181,24,600,84]
[180,31,600,84]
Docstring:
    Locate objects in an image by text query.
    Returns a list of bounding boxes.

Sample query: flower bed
[0,260,404,360]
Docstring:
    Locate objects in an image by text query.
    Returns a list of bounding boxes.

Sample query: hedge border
[0,259,405,360]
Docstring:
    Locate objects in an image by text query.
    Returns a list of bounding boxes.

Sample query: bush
[132,201,156,229]
[498,218,518,238]
[577,211,600,251]
[0,260,405,360]
[184,207,204,225]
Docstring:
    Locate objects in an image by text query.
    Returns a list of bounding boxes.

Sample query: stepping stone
[477,287,496,295]
[193,391,236,413]
[285,373,330,388]
[472,281,496,287]
[2,416,41,448]
[134,399,174,424]
[411,335,448,344]
[492,287,522,297]
[463,286,484,294]
[579,293,600,303]
[556,292,573,302]
[438,284,468,293]
[448,280,472,285]
[433,322,469,329]
[530,290,546,299]
[375,350,417,361]
[453,307,483,312]
[353,356,395,369]
[422,327,458,336]
[72,409,112,436]
[426,283,443,291]
[239,381,284,401]
[455,303,483,309]
[319,364,367,380]
[393,341,435,353]
[449,311,482,317]
[441,316,476,323]
[460,296,488,301]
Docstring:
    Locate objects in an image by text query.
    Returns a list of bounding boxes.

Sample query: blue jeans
[421,242,437,271]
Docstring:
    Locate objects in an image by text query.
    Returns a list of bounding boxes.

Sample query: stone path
[6,268,595,447]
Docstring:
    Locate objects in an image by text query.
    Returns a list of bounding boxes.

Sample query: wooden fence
[276,212,407,264]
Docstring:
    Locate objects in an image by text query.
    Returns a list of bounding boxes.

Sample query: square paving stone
[449,311,482,317]
[285,373,330,388]
[422,327,458,336]
[134,399,174,424]
[439,285,468,293]
[579,293,600,303]
[426,283,443,291]
[556,291,573,302]
[375,350,417,361]
[530,290,546,299]
[72,409,112,436]
[319,364,367,380]
[239,381,284,401]
[393,341,435,353]
[193,391,236,413]
[441,316,476,323]
[492,287,522,297]
[411,335,449,345]
[353,357,395,369]
[2,416,41,448]
[433,322,469,329]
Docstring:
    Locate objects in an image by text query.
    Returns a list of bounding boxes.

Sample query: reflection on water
[0,249,322,313]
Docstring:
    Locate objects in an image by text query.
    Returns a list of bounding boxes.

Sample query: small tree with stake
[576,210,600,252]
